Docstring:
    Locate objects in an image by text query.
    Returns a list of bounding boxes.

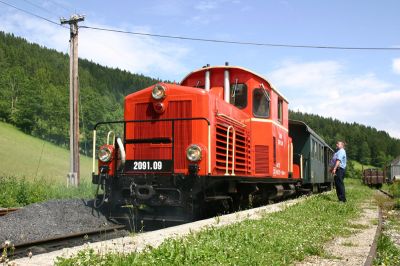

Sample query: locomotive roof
[289,119,333,151]
[180,65,288,102]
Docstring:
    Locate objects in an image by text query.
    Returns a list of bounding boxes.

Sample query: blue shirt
[334,148,347,169]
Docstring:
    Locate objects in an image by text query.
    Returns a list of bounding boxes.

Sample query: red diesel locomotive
[92,64,330,229]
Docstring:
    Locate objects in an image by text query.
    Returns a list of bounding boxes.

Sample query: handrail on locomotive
[224,126,236,176]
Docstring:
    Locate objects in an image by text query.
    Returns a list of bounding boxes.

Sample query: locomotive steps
[11,180,393,266]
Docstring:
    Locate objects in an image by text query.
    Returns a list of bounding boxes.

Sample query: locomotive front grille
[127,101,192,172]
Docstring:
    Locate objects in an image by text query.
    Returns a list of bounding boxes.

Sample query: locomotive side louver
[255,145,269,174]
[215,116,251,175]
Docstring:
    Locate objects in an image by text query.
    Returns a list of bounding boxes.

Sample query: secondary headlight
[152,84,166,100]
[98,146,113,162]
[186,144,202,162]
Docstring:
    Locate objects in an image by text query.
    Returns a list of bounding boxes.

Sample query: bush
[0,176,95,207]
[388,182,400,198]
[346,161,362,179]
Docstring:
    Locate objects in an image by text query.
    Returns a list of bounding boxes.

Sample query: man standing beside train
[332,141,347,203]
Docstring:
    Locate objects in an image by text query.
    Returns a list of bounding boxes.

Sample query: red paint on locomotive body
[122,65,297,180]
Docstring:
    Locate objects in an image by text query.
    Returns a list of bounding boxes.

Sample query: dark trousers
[334,167,346,202]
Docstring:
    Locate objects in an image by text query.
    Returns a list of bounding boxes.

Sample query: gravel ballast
[0,199,120,246]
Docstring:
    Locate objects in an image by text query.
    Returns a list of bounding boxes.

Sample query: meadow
[0,121,93,181]
[0,122,95,207]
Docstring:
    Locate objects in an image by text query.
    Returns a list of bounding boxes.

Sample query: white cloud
[268,60,400,139]
[195,1,218,11]
[194,0,241,11]
[0,10,190,80]
[393,58,400,75]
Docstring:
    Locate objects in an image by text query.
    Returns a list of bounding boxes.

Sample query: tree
[359,141,371,165]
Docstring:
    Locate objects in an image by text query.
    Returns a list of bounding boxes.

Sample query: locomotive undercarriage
[93,171,301,231]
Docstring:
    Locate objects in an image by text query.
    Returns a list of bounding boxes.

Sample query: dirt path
[295,201,379,266]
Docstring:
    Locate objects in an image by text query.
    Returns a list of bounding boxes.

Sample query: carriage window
[311,140,315,159]
[230,83,247,109]
[318,144,321,162]
[314,141,317,159]
[278,98,283,123]
[253,88,270,118]
[315,142,318,158]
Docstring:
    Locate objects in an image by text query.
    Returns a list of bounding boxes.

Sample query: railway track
[378,188,394,199]
[0,208,20,217]
[1,224,127,259]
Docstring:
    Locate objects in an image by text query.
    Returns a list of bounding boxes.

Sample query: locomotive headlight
[186,144,202,162]
[152,84,166,100]
[98,146,112,162]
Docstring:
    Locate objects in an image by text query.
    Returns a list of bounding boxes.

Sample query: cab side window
[278,98,283,123]
[230,83,247,109]
[253,88,270,118]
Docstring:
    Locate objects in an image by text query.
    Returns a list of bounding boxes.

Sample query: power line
[43,0,72,14]
[20,0,61,19]
[80,25,400,51]
[0,0,67,28]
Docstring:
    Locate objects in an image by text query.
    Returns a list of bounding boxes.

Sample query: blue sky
[1,0,400,138]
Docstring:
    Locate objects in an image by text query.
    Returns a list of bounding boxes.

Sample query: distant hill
[0,121,92,181]
[0,31,158,153]
[0,31,398,169]
[290,111,400,167]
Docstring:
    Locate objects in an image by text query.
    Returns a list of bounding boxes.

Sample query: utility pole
[61,14,85,187]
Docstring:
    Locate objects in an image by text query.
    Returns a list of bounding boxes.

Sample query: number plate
[125,160,173,172]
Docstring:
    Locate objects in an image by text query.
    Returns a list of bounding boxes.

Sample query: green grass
[0,122,96,207]
[382,183,400,208]
[374,233,400,265]
[0,121,93,181]
[56,179,374,266]
[373,188,400,265]
[0,176,95,207]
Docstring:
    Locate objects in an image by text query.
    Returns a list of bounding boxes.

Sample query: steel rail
[364,208,383,266]
[378,189,394,199]
[364,189,396,265]
[1,224,127,259]
[0,208,20,217]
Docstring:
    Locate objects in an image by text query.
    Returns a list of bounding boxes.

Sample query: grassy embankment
[57,179,377,266]
[352,160,375,171]
[0,122,95,207]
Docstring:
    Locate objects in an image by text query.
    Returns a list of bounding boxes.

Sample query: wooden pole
[61,15,85,186]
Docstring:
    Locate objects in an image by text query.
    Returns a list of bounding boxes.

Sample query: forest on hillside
[0,31,158,154]
[0,31,399,167]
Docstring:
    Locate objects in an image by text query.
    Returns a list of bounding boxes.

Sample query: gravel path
[13,195,309,265]
[0,199,115,246]
[295,201,379,266]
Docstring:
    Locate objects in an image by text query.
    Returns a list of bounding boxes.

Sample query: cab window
[253,88,270,118]
[230,83,247,109]
[278,98,283,123]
